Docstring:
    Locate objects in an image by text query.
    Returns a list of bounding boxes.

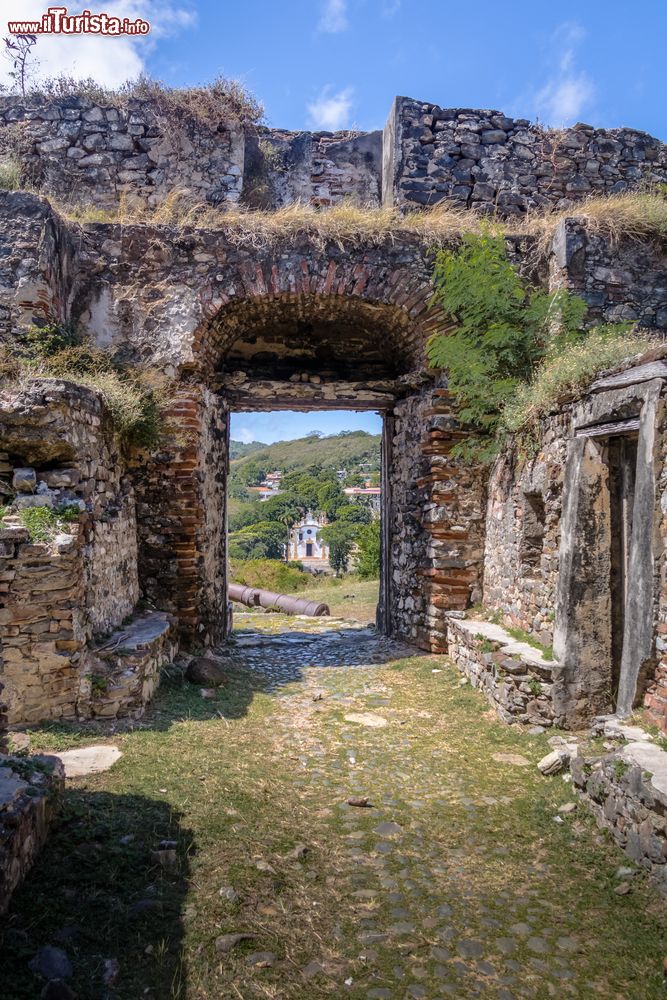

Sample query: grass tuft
[0,156,22,190]
[27,73,264,127]
[49,190,667,254]
[503,326,659,433]
[527,190,667,252]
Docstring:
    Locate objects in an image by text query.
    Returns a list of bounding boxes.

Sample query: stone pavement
[212,614,666,999]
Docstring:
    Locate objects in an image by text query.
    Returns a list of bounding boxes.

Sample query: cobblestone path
[3,615,666,999]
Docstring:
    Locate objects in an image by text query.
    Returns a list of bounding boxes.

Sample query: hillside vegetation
[229,440,266,460]
[229,430,381,488]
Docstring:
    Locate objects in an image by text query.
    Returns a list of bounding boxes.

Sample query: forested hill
[229,430,381,487]
[229,440,267,460]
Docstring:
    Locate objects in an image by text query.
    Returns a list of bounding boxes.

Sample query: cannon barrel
[228,584,260,607]
[229,584,329,617]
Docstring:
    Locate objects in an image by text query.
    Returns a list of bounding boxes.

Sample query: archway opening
[227,408,384,639]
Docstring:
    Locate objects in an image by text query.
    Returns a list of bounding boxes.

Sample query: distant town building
[247,486,282,501]
[288,512,330,568]
[343,486,381,515]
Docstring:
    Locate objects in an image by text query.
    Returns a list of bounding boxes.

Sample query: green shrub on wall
[0,324,168,450]
[427,229,655,461]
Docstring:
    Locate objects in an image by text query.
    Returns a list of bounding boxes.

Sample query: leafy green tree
[336,504,372,525]
[228,500,263,532]
[319,521,359,575]
[228,521,285,560]
[317,480,346,520]
[356,520,381,579]
[427,229,588,461]
[261,493,303,526]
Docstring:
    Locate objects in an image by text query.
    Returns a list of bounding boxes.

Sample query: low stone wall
[86,611,178,720]
[0,752,64,914]
[446,615,558,726]
[0,95,244,209]
[571,739,667,893]
[384,96,667,214]
[0,522,87,725]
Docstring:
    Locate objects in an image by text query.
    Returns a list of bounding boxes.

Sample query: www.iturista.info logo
[7,6,151,35]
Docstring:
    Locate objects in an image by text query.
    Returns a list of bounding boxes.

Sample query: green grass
[505,625,555,660]
[297,575,380,622]
[4,631,666,999]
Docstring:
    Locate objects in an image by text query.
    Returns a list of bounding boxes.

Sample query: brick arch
[132,238,480,653]
[188,243,450,377]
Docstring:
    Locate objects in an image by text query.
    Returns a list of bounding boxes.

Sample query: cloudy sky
[2,0,665,136]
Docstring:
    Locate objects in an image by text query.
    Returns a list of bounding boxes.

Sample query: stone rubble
[0,753,64,914]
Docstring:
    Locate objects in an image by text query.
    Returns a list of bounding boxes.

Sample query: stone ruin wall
[0,380,140,724]
[482,366,667,731]
[1,92,666,216]
[0,379,178,729]
[0,96,245,209]
[0,92,666,735]
[482,416,569,648]
[384,96,667,214]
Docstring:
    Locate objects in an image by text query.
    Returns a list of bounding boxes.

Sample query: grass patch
[21,720,89,752]
[505,625,554,660]
[6,630,667,999]
[16,504,80,542]
[28,73,264,127]
[57,192,481,249]
[49,190,667,254]
[0,156,22,190]
[230,558,309,593]
[529,189,667,252]
[504,326,659,434]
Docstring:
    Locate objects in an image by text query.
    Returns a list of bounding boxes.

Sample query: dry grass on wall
[45,189,667,253]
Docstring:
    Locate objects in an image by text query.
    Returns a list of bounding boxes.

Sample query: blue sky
[231,410,382,445]
[4,2,665,138]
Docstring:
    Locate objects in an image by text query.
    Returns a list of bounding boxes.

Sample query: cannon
[228,584,260,607]
[228,583,329,617]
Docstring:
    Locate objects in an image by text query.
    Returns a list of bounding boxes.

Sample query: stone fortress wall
[1,89,667,905]
[0,91,666,732]
[1,92,665,214]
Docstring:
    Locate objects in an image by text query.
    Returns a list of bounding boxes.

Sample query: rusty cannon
[228,583,330,617]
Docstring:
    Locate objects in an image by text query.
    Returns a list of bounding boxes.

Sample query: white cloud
[307,85,353,130]
[318,0,348,34]
[0,1,196,90]
[235,427,255,444]
[381,0,401,15]
[533,21,594,125]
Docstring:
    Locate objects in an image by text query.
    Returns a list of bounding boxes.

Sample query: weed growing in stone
[17,505,79,542]
[0,156,22,190]
[505,625,554,660]
[504,326,658,436]
[29,73,264,127]
[0,325,169,450]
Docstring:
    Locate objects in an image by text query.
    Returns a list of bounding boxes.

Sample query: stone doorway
[132,290,485,654]
[226,405,388,636]
[554,381,661,724]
